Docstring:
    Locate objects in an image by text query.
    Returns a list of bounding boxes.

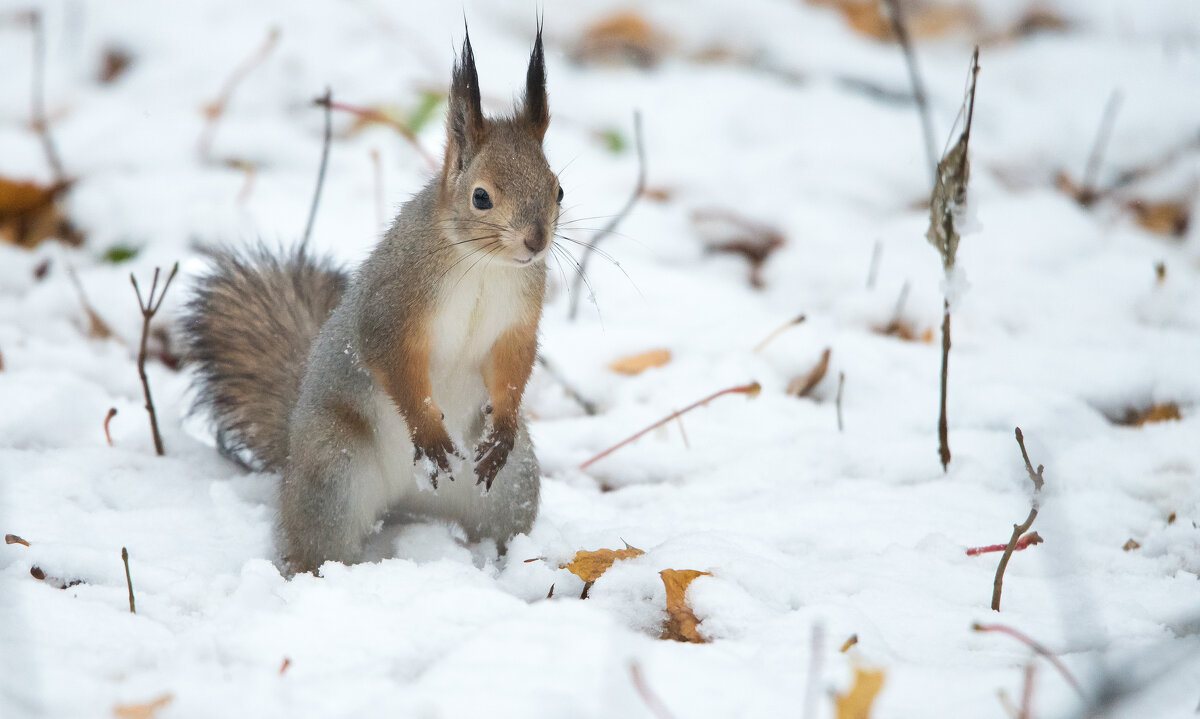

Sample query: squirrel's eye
[556,186,564,203]
[472,188,492,210]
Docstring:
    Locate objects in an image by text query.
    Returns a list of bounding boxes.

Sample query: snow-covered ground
[2,1,1200,717]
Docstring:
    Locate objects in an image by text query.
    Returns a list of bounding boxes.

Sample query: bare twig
[568,110,646,320]
[753,314,806,353]
[992,427,1045,610]
[580,381,760,469]
[1019,660,1036,719]
[882,0,937,182]
[630,664,676,719]
[104,407,118,447]
[966,531,1042,556]
[303,88,334,248]
[324,100,437,167]
[25,11,65,183]
[1079,90,1124,206]
[929,48,980,473]
[131,264,179,456]
[536,354,598,415]
[866,240,882,289]
[973,622,1082,696]
[66,265,118,341]
[836,371,845,432]
[121,546,136,613]
[197,27,280,161]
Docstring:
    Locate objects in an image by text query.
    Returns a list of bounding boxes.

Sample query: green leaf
[599,129,626,154]
[406,91,443,135]
[102,244,139,263]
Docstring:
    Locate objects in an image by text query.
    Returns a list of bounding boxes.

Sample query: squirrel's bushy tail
[182,245,347,471]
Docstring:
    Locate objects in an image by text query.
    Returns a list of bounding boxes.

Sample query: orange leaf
[1130,200,1190,238]
[0,177,81,248]
[835,667,885,719]
[609,349,671,375]
[573,11,668,68]
[659,569,711,643]
[113,694,173,719]
[560,545,644,583]
[1115,403,1182,426]
[807,0,974,41]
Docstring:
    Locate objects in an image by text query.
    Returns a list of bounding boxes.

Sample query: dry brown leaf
[573,11,668,67]
[1115,403,1182,426]
[692,209,784,289]
[609,349,671,375]
[807,0,974,41]
[660,568,711,643]
[0,177,81,249]
[5,534,30,546]
[840,634,859,653]
[788,348,831,398]
[1122,538,1140,551]
[835,666,886,719]
[1129,200,1191,238]
[113,694,173,719]
[561,545,645,583]
[98,46,134,84]
[641,187,674,203]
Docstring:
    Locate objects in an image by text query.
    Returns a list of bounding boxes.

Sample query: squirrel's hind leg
[278,403,385,574]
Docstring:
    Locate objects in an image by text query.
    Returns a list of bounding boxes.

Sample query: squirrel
[182,26,559,574]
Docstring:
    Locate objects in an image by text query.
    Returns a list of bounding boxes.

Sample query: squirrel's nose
[523,226,547,254]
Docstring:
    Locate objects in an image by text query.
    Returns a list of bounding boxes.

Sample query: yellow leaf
[659,568,711,643]
[835,667,885,719]
[609,349,671,375]
[560,545,644,583]
[113,694,172,719]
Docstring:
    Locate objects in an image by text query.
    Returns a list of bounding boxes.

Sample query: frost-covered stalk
[926,48,979,472]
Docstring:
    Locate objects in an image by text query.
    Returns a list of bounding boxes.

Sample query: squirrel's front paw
[412,431,462,490]
[473,425,515,491]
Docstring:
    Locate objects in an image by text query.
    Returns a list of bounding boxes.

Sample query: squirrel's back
[182,245,346,470]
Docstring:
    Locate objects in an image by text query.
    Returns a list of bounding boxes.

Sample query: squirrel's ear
[520,22,549,143]
[446,26,487,176]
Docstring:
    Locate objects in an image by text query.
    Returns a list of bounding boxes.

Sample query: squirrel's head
[438,24,559,268]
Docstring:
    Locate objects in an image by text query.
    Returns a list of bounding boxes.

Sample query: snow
[3,0,1200,717]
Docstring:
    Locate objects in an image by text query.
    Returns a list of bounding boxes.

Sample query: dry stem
[630,664,676,719]
[882,0,937,181]
[836,371,846,432]
[1079,90,1124,206]
[753,314,806,353]
[973,622,1082,696]
[121,546,136,613]
[568,110,646,320]
[131,263,179,456]
[325,100,437,167]
[25,11,65,183]
[303,88,334,247]
[580,381,760,469]
[197,27,280,161]
[536,354,598,416]
[991,427,1045,610]
[104,407,118,447]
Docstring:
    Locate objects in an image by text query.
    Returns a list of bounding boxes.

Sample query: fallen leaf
[840,634,859,653]
[561,545,645,583]
[807,0,974,41]
[113,694,173,719]
[572,11,668,68]
[660,568,711,643]
[787,348,831,398]
[0,177,82,249]
[835,666,886,719]
[609,349,671,375]
[98,46,134,84]
[5,534,29,546]
[1114,403,1182,426]
[641,187,674,203]
[1123,538,1141,551]
[692,209,784,289]
[1129,200,1190,238]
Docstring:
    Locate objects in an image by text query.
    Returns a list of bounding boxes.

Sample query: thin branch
[630,664,676,719]
[580,381,760,470]
[973,622,1083,696]
[802,623,825,719]
[882,0,937,183]
[836,371,845,432]
[121,547,136,614]
[303,88,334,248]
[866,240,882,289]
[966,531,1042,556]
[66,265,118,341]
[938,299,951,470]
[1079,90,1124,206]
[753,314,806,354]
[992,427,1045,610]
[1018,660,1036,719]
[131,264,179,456]
[324,100,437,168]
[197,27,280,161]
[536,354,598,415]
[25,11,65,183]
[568,110,646,321]
[104,407,118,447]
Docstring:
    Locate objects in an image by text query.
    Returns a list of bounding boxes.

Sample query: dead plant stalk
[131,264,179,456]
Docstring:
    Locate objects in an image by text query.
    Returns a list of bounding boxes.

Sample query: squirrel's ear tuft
[446,24,487,176]
[521,21,549,142]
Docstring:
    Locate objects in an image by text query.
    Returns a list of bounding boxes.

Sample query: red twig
[1018,660,1036,719]
[325,100,437,168]
[966,531,1042,556]
[630,664,676,719]
[104,407,118,446]
[579,381,761,470]
[973,622,1084,696]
